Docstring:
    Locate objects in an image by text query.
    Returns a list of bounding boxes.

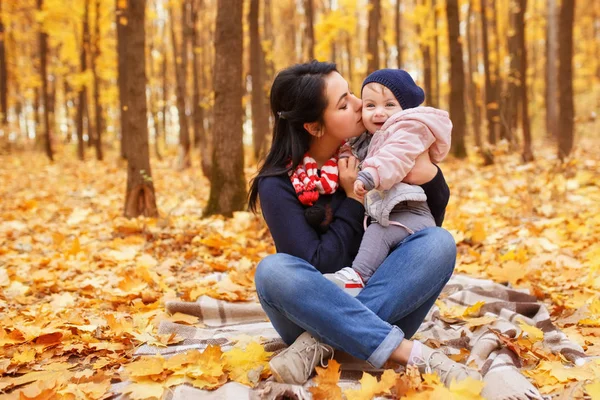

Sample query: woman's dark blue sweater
[258,166,449,274]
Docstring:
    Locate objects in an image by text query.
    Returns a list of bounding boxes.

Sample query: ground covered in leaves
[1,140,599,399]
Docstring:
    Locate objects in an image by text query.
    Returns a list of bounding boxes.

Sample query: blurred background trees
[0,0,597,216]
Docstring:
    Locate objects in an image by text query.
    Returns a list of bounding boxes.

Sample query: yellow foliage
[518,320,544,343]
[119,380,165,400]
[463,301,485,317]
[447,377,486,399]
[470,221,487,243]
[166,312,200,325]
[70,70,95,91]
[343,370,398,400]
[124,357,165,377]
[184,346,227,390]
[0,65,598,398]
[222,341,272,387]
[11,348,36,364]
[309,359,343,400]
[586,381,600,399]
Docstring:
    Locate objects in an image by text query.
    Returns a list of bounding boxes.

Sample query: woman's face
[320,72,365,141]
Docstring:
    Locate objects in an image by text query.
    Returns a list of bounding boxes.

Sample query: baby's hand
[354,180,367,196]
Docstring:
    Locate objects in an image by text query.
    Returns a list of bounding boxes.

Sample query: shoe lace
[295,340,334,378]
[412,350,464,384]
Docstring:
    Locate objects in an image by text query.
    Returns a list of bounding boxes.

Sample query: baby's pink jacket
[361,107,452,191]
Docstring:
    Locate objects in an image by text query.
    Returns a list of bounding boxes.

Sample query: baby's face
[361,83,402,133]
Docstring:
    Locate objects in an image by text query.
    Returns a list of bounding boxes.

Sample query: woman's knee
[421,227,457,276]
[394,227,456,279]
[255,253,305,301]
[255,254,283,297]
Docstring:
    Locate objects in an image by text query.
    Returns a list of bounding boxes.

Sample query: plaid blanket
[114,274,588,399]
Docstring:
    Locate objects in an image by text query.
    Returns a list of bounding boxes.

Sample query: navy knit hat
[362,69,425,110]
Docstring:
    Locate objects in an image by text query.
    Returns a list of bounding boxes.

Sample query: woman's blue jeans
[255,227,456,368]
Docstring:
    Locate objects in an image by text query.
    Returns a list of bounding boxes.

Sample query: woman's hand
[403,152,438,185]
[338,156,363,202]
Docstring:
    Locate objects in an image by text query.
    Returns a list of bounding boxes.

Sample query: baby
[325,69,452,295]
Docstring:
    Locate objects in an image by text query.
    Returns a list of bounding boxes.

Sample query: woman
[248,61,480,386]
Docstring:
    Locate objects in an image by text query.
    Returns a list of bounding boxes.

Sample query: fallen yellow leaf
[343,369,398,400]
[223,341,272,387]
[586,381,600,400]
[166,312,200,325]
[463,301,485,317]
[309,359,342,400]
[518,320,544,342]
[11,348,36,364]
[119,380,165,400]
[124,357,165,377]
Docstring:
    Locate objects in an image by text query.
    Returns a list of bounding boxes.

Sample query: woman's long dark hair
[248,61,338,212]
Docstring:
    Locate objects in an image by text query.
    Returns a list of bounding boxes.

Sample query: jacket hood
[380,107,452,162]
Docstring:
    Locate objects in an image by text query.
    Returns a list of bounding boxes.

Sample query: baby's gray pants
[352,201,436,283]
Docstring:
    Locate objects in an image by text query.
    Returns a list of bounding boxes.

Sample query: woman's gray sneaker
[269,331,334,385]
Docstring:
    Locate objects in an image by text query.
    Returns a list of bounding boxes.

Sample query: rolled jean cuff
[366,325,405,368]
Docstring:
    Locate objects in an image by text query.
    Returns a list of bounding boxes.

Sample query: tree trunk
[0,0,7,126]
[466,0,482,149]
[249,0,269,161]
[192,0,211,178]
[76,0,90,161]
[263,0,274,81]
[261,0,273,129]
[381,20,388,68]
[116,0,128,159]
[33,87,41,149]
[204,0,245,217]
[282,2,298,62]
[328,0,336,65]
[148,6,161,161]
[122,0,158,218]
[432,0,439,108]
[446,0,467,158]
[595,2,600,81]
[199,18,214,175]
[528,16,538,110]
[34,87,40,134]
[63,79,71,142]
[506,0,520,142]
[480,0,497,145]
[492,0,507,142]
[161,35,168,149]
[346,34,353,88]
[304,0,315,60]
[15,97,22,136]
[86,86,93,148]
[38,0,52,161]
[366,0,381,74]
[171,1,191,169]
[545,0,558,138]
[92,0,103,160]
[420,44,432,107]
[557,0,575,160]
[515,0,532,162]
[395,0,402,68]
[49,74,57,135]
[190,0,200,152]
[417,6,432,108]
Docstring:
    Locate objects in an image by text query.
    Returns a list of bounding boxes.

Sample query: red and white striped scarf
[289,153,339,206]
